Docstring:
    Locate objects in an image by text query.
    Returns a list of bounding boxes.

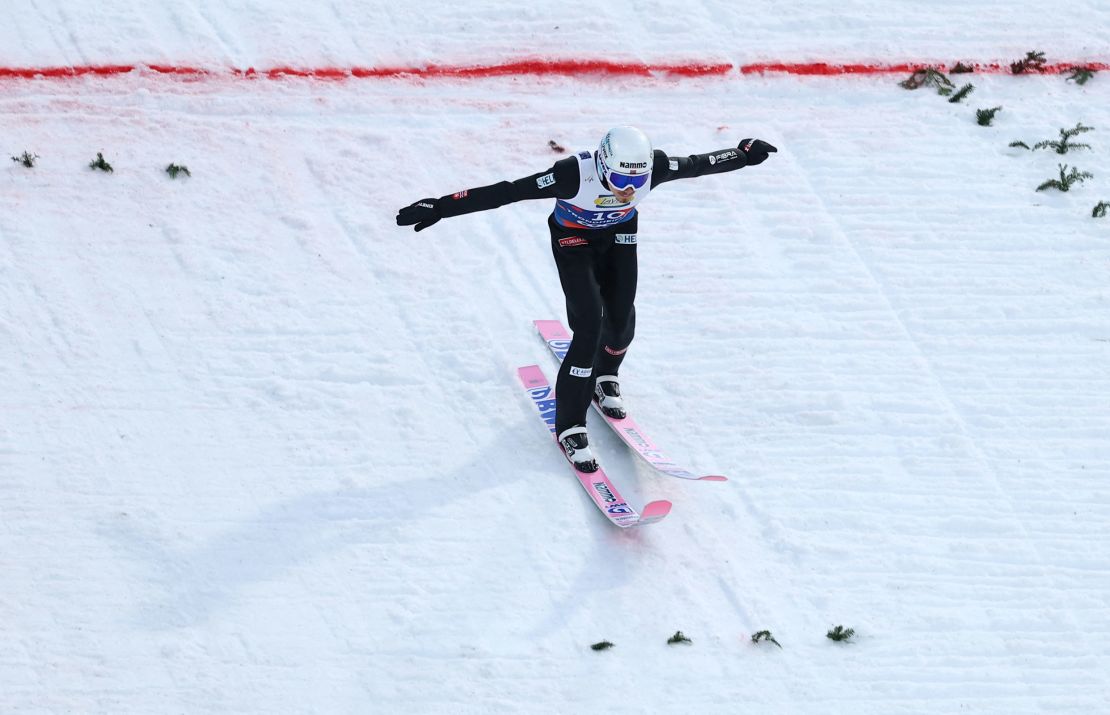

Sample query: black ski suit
[417,144,759,435]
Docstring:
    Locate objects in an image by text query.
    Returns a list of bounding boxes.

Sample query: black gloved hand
[738,138,778,166]
[396,198,442,232]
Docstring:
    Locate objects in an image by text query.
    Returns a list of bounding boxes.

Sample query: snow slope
[3,2,1110,713]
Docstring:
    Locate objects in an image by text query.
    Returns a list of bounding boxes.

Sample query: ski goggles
[608,171,650,190]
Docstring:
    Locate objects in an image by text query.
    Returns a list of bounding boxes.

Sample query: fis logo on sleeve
[669,159,679,171]
[537,172,556,188]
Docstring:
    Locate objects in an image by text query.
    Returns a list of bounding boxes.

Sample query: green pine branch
[948,83,975,103]
[751,630,782,648]
[976,107,1003,126]
[1062,122,1094,140]
[827,625,856,642]
[166,163,191,179]
[1067,67,1097,85]
[89,152,114,173]
[667,631,693,645]
[590,640,614,651]
[1033,123,1095,154]
[1036,164,1094,192]
[1011,50,1047,74]
[1092,201,1109,218]
[1009,140,1031,150]
[11,151,38,168]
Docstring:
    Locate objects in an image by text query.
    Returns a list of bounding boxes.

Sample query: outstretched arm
[651,138,777,188]
[396,155,580,232]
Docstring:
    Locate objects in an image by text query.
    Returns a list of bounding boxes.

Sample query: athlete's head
[597,126,652,202]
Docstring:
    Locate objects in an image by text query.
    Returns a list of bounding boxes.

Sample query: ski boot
[594,375,627,420]
[557,425,599,473]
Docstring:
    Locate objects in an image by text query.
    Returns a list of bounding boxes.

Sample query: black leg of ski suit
[548,214,637,436]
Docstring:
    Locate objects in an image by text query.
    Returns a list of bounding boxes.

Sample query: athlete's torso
[552,151,652,230]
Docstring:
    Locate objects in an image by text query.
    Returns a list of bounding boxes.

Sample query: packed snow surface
[3,2,1110,713]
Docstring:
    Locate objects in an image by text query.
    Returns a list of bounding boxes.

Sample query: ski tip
[700,475,729,482]
[641,500,673,520]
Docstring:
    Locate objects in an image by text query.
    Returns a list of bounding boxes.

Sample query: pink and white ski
[518,365,671,528]
[534,319,727,482]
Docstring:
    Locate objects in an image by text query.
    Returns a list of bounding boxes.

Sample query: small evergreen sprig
[976,107,1003,126]
[89,152,114,173]
[1009,140,1031,150]
[948,84,975,103]
[827,625,855,642]
[590,640,614,651]
[166,163,191,179]
[1010,50,1047,74]
[899,67,955,95]
[11,151,38,167]
[1067,67,1097,85]
[667,631,693,645]
[1036,164,1094,192]
[751,630,782,648]
[1033,123,1094,154]
[1092,201,1109,218]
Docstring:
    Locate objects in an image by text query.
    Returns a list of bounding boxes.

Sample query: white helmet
[596,126,653,191]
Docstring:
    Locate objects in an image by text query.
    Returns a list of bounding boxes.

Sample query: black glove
[738,138,778,166]
[396,198,442,232]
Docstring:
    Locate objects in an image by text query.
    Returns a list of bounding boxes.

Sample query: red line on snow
[0,64,136,79]
[405,59,737,78]
[742,61,1110,75]
[1,59,1108,81]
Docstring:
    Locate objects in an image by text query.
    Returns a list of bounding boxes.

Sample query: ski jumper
[436,145,751,434]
